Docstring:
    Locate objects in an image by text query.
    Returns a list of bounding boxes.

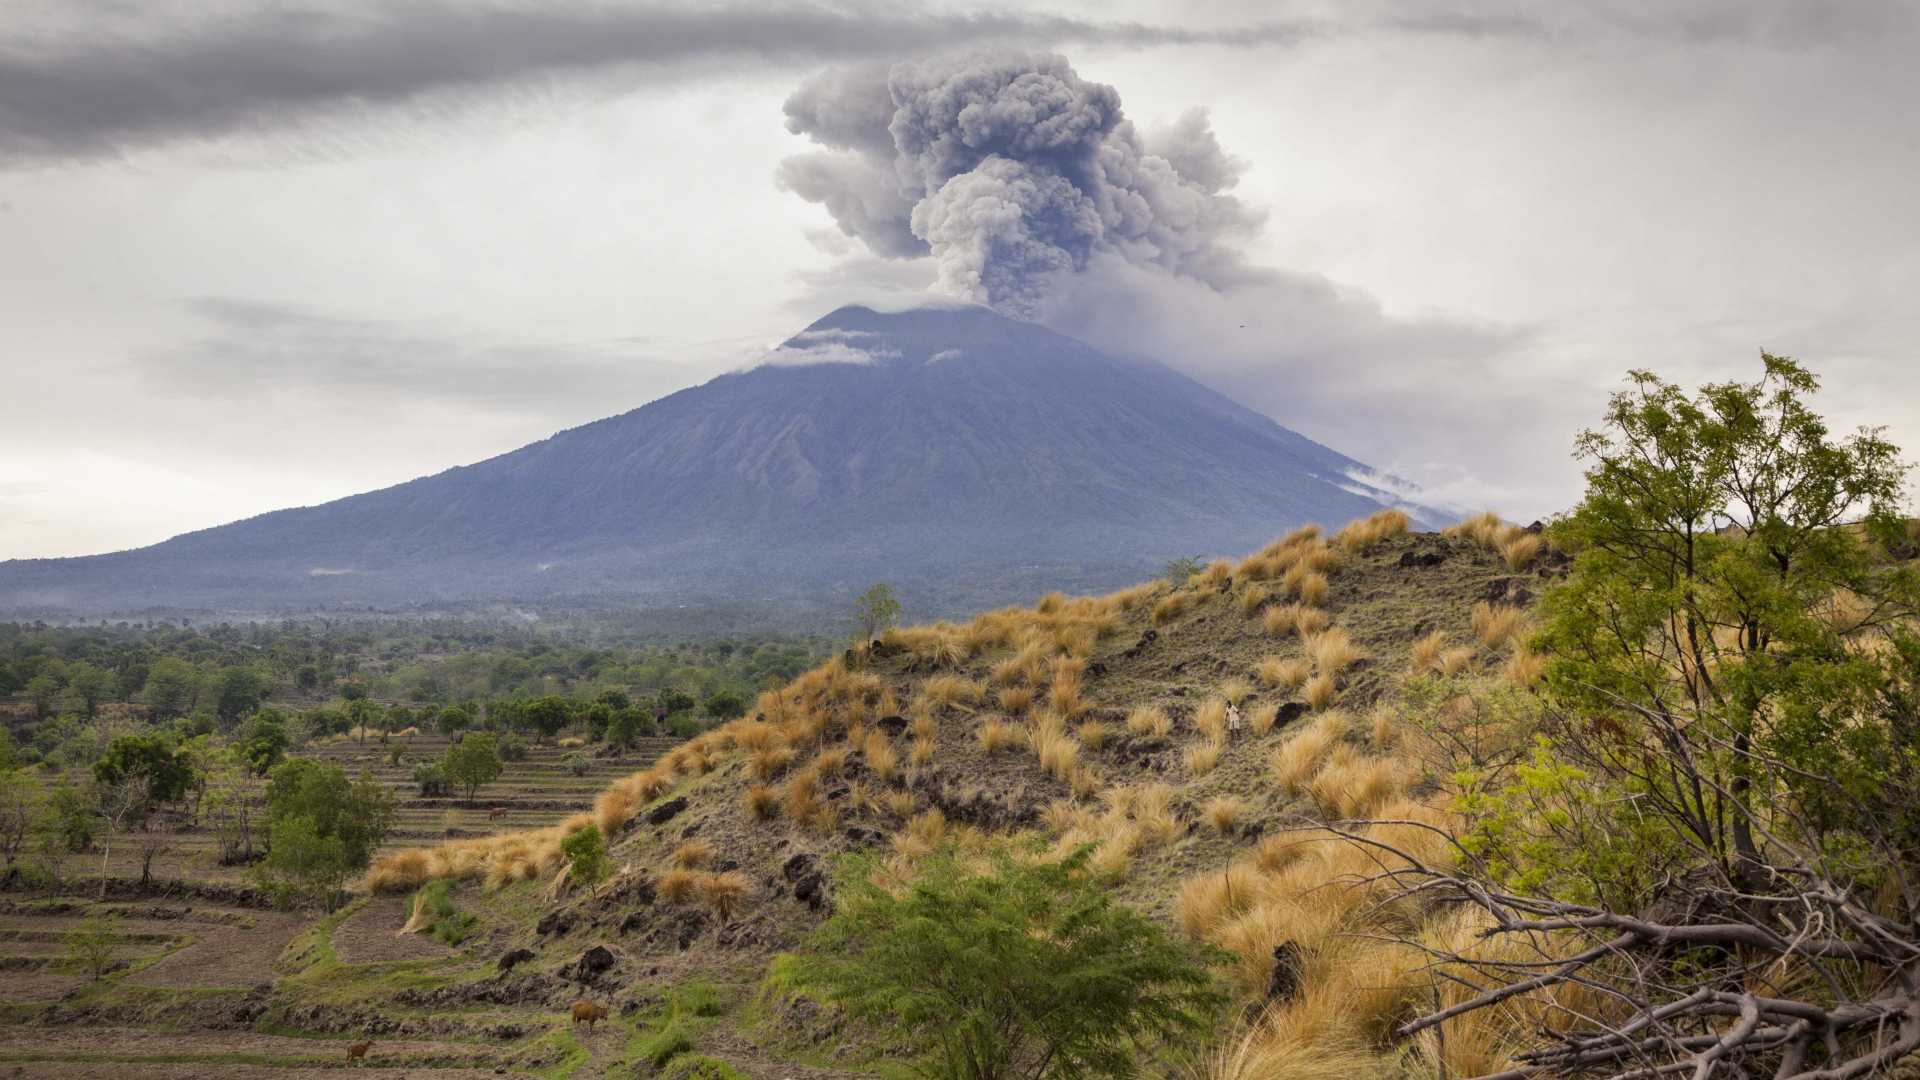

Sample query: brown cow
[487,806,507,822]
[570,1000,609,1031]
[346,1040,372,1065]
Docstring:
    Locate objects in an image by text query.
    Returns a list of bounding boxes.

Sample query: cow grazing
[346,1040,372,1065]
[570,1000,609,1031]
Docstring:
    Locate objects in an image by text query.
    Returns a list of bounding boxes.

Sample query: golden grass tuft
[1175,863,1262,938]
[1152,590,1196,625]
[909,736,936,767]
[1305,626,1362,675]
[1303,671,1338,710]
[1193,696,1230,743]
[1204,795,1245,834]
[1272,711,1349,793]
[657,868,699,904]
[1074,719,1110,749]
[1184,741,1223,776]
[747,747,795,782]
[1499,532,1544,570]
[862,729,899,781]
[592,787,636,836]
[1042,798,1094,835]
[1238,583,1273,616]
[1334,508,1411,553]
[996,685,1034,714]
[1048,670,1085,719]
[670,839,714,870]
[1295,570,1331,608]
[1408,630,1448,675]
[1031,721,1082,782]
[1126,704,1173,738]
[1439,645,1478,676]
[978,717,1024,754]
[923,674,986,707]
[812,746,849,778]
[1066,765,1102,800]
[1258,656,1311,691]
[1471,601,1530,650]
[1248,702,1280,735]
[1503,648,1547,687]
[744,784,779,821]
[1307,752,1408,818]
[1218,677,1254,706]
[696,870,749,920]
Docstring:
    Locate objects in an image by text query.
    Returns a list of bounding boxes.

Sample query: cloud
[0,4,1337,166]
[131,297,676,420]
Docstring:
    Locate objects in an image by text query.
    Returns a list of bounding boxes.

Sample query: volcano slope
[334,511,1562,1078]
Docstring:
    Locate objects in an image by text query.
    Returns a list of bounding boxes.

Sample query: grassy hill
[331,509,1558,1077]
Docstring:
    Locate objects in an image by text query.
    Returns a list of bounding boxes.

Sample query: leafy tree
[345,697,384,744]
[202,749,263,865]
[62,662,113,718]
[1394,356,1920,1077]
[436,703,474,737]
[262,759,395,872]
[522,695,573,743]
[606,706,643,748]
[852,583,902,643]
[789,846,1223,1080]
[258,813,351,911]
[142,657,200,721]
[237,709,290,776]
[0,768,40,876]
[442,732,504,800]
[207,666,270,725]
[25,674,60,719]
[93,733,194,804]
[560,824,610,889]
[702,690,747,721]
[339,681,370,701]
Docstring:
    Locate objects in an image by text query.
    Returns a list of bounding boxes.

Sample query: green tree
[852,583,902,643]
[442,732,504,801]
[25,674,61,719]
[93,733,194,804]
[142,657,200,721]
[62,662,113,719]
[521,695,572,743]
[1162,555,1204,588]
[701,690,747,721]
[0,768,40,876]
[207,666,269,725]
[560,824,610,889]
[436,703,474,737]
[236,709,290,776]
[258,813,351,911]
[345,697,384,744]
[262,759,395,871]
[789,846,1223,1080]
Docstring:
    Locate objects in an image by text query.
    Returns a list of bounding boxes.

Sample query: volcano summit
[0,305,1432,616]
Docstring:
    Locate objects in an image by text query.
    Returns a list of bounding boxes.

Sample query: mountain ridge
[0,304,1435,616]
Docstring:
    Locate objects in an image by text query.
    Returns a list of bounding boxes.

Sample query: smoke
[779,53,1260,316]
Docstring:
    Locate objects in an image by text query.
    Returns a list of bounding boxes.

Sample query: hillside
[0,305,1433,617]
[324,512,1555,1077]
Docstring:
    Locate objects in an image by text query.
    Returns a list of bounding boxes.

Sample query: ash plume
[779,53,1261,316]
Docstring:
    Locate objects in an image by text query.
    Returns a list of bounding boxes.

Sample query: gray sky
[4,0,1918,558]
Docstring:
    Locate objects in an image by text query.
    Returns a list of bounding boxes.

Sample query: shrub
[561,824,611,889]
[406,879,479,945]
[62,911,118,980]
[789,847,1224,1080]
[443,732,504,800]
[564,752,591,777]
[412,763,452,797]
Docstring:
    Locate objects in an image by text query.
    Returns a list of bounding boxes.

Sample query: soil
[332,895,454,963]
[128,909,307,989]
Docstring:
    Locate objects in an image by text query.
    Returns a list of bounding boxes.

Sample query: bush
[564,752,591,777]
[412,763,451,797]
[561,824,610,889]
[786,845,1224,1080]
[62,911,118,980]
[497,733,529,762]
[410,879,479,945]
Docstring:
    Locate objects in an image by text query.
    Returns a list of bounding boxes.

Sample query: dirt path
[332,896,453,963]
[0,1067,521,1079]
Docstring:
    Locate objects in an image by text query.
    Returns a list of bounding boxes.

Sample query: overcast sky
[4,0,1918,559]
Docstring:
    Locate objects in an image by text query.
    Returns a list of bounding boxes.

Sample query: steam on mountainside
[0,304,1435,616]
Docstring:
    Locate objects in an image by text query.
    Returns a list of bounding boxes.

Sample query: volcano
[0,305,1435,616]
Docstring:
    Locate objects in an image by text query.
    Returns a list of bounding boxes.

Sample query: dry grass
[1500,532,1544,570]
[744,784,779,821]
[1408,630,1448,675]
[1219,677,1255,705]
[978,718,1024,754]
[1175,863,1263,938]
[997,685,1034,714]
[1031,720,1082,782]
[697,870,749,920]
[1153,590,1196,625]
[1258,656,1311,691]
[1048,669,1085,719]
[923,674,986,707]
[747,747,795,781]
[1305,627,1362,675]
[813,747,849,778]
[670,839,714,870]
[1127,704,1173,738]
[1248,702,1280,735]
[1306,749,1407,818]
[1239,583,1273,616]
[1185,741,1223,776]
[1199,559,1235,589]
[1272,711,1349,793]
[1075,719,1110,749]
[1471,601,1530,650]
[1439,646,1478,676]
[1303,672,1338,710]
[1334,508,1411,553]
[1266,603,1332,638]
[863,729,899,780]
[1503,648,1547,687]
[657,868,699,904]
[1295,571,1331,608]
[1194,696,1230,742]
[909,736,936,767]
[1204,795,1245,834]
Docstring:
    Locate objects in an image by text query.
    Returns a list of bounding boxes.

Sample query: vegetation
[441,731,504,800]
[787,845,1223,1080]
